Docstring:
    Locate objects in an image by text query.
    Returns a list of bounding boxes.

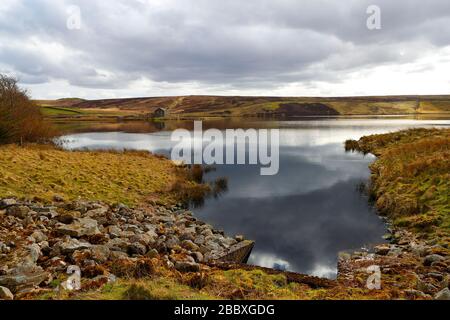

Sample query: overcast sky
[1,0,450,99]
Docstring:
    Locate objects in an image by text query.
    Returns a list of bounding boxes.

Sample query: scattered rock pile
[0,198,254,299]
[338,228,449,300]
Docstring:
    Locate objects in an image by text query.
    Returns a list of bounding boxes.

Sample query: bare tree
[0,74,54,144]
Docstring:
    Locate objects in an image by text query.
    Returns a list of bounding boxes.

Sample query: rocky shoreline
[0,198,254,300]
[0,197,448,300]
[338,223,450,300]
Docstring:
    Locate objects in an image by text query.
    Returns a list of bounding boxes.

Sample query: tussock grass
[346,128,450,245]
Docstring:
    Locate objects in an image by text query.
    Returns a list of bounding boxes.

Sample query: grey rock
[146,249,159,259]
[106,238,129,252]
[56,213,76,224]
[434,288,450,300]
[374,244,391,255]
[0,286,14,300]
[423,254,445,266]
[127,243,147,256]
[31,230,47,243]
[0,198,16,209]
[6,206,30,219]
[58,238,92,254]
[427,272,444,281]
[107,225,121,238]
[109,251,129,260]
[181,240,199,251]
[410,243,429,257]
[27,244,42,264]
[0,263,49,293]
[129,233,155,246]
[90,245,110,263]
[192,251,204,263]
[174,261,200,273]
[56,217,100,237]
[387,247,403,257]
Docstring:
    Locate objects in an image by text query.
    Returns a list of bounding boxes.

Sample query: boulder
[0,198,16,209]
[56,213,76,224]
[174,261,200,273]
[181,240,199,251]
[374,244,391,256]
[27,244,42,264]
[56,217,100,237]
[31,230,47,243]
[90,245,111,263]
[434,288,450,300]
[0,286,14,300]
[127,243,147,256]
[146,249,159,259]
[0,263,49,293]
[58,238,92,254]
[6,206,30,219]
[423,254,445,266]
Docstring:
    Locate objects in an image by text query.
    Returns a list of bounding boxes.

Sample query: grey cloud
[0,0,449,92]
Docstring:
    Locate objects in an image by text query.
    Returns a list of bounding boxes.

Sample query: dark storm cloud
[0,0,449,90]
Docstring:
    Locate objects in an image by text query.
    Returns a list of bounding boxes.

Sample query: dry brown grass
[0,144,201,205]
[346,128,450,244]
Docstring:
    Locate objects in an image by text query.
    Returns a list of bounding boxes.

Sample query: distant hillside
[34,95,450,118]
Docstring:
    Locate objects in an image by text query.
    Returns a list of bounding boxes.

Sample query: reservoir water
[59,117,450,278]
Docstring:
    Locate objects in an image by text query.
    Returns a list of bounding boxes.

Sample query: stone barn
[153,107,167,118]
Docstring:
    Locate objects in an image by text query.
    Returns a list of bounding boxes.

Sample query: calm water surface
[60,118,450,278]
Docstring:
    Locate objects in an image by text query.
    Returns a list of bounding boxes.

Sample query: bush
[0,74,55,144]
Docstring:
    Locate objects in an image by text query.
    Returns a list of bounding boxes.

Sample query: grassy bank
[0,144,205,206]
[346,128,450,247]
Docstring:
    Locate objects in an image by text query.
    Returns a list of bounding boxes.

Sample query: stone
[0,198,16,209]
[52,194,65,202]
[58,238,92,254]
[434,288,450,300]
[192,251,204,263]
[27,244,42,264]
[374,244,391,255]
[146,249,159,258]
[107,225,122,238]
[0,263,49,293]
[427,272,444,281]
[181,240,199,251]
[31,230,47,243]
[423,254,445,266]
[338,252,351,261]
[109,251,129,261]
[127,243,147,256]
[129,233,155,246]
[56,217,100,237]
[174,261,200,273]
[85,207,109,219]
[387,247,403,257]
[0,286,14,300]
[90,245,111,263]
[57,213,76,224]
[6,205,30,219]
[410,243,429,257]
